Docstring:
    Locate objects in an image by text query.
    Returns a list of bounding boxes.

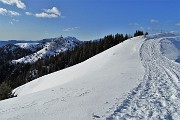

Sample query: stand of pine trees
[0,44,33,65]
[134,30,148,37]
[0,31,147,100]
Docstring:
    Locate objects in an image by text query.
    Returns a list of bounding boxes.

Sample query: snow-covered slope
[12,36,81,63]
[0,33,180,120]
[107,33,180,120]
[15,43,42,52]
[0,36,144,120]
[13,36,143,96]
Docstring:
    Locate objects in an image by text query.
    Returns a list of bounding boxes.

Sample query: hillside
[0,44,33,65]
[0,33,127,98]
[0,33,180,120]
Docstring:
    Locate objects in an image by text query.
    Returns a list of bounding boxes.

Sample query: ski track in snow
[107,36,180,120]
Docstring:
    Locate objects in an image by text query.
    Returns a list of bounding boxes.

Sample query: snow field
[0,33,180,120]
[0,36,144,120]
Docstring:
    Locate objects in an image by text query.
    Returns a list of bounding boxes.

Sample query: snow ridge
[107,35,180,120]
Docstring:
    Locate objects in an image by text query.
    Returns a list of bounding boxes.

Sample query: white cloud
[150,19,159,23]
[0,8,20,17]
[25,12,32,16]
[26,7,61,19]
[63,27,79,32]
[9,18,19,25]
[12,18,19,22]
[0,0,26,9]
[43,7,61,16]
[36,7,61,18]
[175,23,180,26]
[35,12,59,18]
[9,21,13,24]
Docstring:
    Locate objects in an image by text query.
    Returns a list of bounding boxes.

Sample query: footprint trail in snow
[107,35,180,120]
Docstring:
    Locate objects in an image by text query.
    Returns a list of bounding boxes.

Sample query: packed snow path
[107,36,180,120]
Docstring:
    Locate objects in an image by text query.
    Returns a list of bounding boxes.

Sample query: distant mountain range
[0,36,83,64]
[0,40,39,47]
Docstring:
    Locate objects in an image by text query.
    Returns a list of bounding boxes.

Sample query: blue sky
[0,0,180,41]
